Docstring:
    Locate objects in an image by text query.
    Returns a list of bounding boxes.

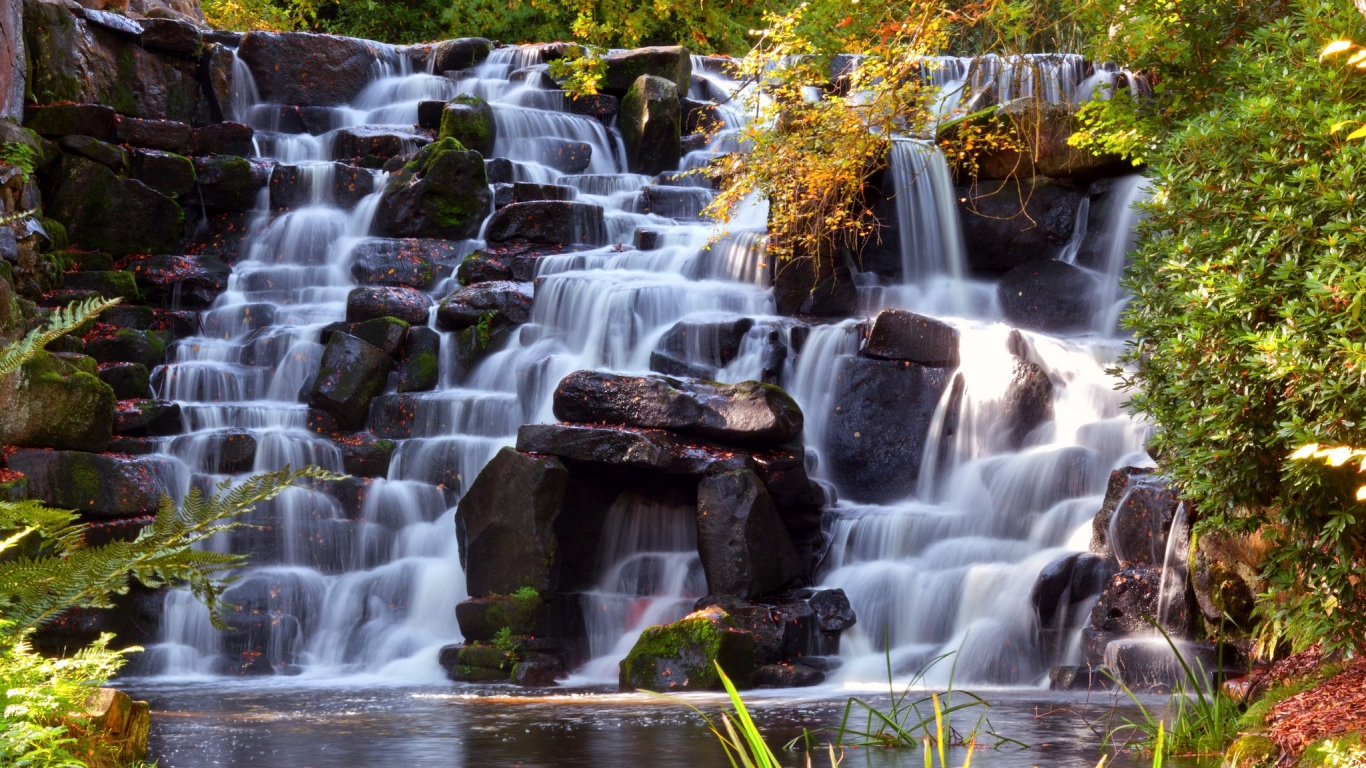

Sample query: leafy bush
[1117,0,1366,655]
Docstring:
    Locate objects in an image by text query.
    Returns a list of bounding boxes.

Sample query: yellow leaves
[1291,443,1366,502]
[1320,40,1355,60]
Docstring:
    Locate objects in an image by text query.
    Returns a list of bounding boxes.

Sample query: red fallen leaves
[0,467,24,483]
[1266,651,1366,759]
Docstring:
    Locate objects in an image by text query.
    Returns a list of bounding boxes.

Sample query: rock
[0,350,114,451]
[339,316,408,355]
[116,117,193,153]
[83,327,167,369]
[772,256,858,317]
[200,43,236,123]
[24,0,200,121]
[515,423,751,475]
[454,595,560,641]
[998,259,1103,334]
[619,606,754,692]
[61,271,140,302]
[409,37,492,73]
[696,469,803,598]
[648,351,714,380]
[308,332,393,430]
[656,314,752,368]
[237,31,389,106]
[193,122,254,157]
[113,399,182,436]
[809,589,857,632]
[193,429,257,474]
[960,180,1087,274]
[511,659,562,687]
[972,102,1127,181]
[348,239,438,289]
[1103,639,1246,691]
[603,46,691,93]
[130,149,196,197]
[861,309,959,366]
[396,326,440,392]
[1002,357,1053,448]
[375,138,490,240]
[137,17,202,58]
[270,162,375,210]
[48,156,184,256]
[1222,735,1279,768]
[97,362,150,399]
[332,125,429,162]
[569,93,618,116]
[1048,665,1109,692]
[455,447,568,597]
[417,100,444,130]
[117,253,230,308]
[23,104,116,141]
[438,94,496,157]
[552,370,803,446]
[753,663,825,688]
[435,280,533,331]
[1033,552,1116,632]
[345,286,432,326]
[1091,471,1179,566]
[455,246,552,284]
[512,183,576,204]
[485,201,606,247]
[58,135,129,174]
[7,449,167,517]
[338,433,396,477]
[535,139,592,174]
[194,156,269,210]
[618,75,681,176]
[1189,531,1259,629]
[1089,567,1190,636]
[826,358,955,503]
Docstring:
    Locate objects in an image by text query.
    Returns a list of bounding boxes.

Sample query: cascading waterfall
[145,39,1153,689]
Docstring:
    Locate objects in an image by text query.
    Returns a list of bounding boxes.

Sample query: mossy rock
[0,350,114,452]
[47,156,183,256]
[619,607,756,692]
[438,94,496,157]
[1222,735,1279,768]
[396,326,440,393]
[84,328,168,369]
[60,270,141,303]
[618,75,682,176]
[375,137,491,240]
[457,644,516,671]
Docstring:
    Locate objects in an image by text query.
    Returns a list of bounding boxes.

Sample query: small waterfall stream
[145,45,1152,687]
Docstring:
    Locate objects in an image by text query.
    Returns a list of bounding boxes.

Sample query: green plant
[473,312,494,350]
[491,626,516,654]
[0,141,39,183]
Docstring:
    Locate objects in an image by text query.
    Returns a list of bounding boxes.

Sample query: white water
[145,45,1152,688]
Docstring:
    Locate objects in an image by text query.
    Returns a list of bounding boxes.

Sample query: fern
[0,296,121,377]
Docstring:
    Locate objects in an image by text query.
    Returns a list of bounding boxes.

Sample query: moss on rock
[1223,735,1280,768]
[619,606,755,692]
[0,350,114,452]
[438,94,496,157]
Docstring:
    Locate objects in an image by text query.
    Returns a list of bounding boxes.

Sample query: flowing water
[135,42,1156,725]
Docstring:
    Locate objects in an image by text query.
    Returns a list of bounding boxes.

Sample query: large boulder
[435,280,532,331]
[1089,566,1191,636]
[772,255,858,317]
[407,37,493,73]
[0,350,114,452]
[116,253,230,309]
[332,125,429,162]
[619,606,754,692]
[603,46,691,93]
[23,0,201,121]
[374,138,491,239]
[826,358,955,503]
[515,423,752,476]
[1001,356,1053,449]
[396,326,440,392]
[237,31,388,106]
[997,259,1103,334]
[194,156,270,211]
[345,286,432,325]
[116,117,193,153]
[485,201,606,247]
[655,314,753,369]
[552,370,803,447]
[7,449,168,517]
[349,239,438,289]
[455,447,568,597]
[1091,471,1180,567]
[307,332,393,430]
[860,309,959,366]
[696,469,804,599]
[130,149,196,197]
[959,179,1087,275]
[438,94,496,157]
[48,157,183,256]
[618,75,681,176]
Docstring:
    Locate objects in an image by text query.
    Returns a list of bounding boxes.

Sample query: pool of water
[118,679,1218,768]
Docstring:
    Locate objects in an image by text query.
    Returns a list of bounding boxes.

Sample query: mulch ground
[1265,648,1366,762]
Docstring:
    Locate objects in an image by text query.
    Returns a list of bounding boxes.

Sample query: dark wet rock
[333,125,429,162]
[696,469,803,598]
[83,327,167,369]
[826,358,955,503]
[193,156,269,211]
[603,46,692,93]
[130,149,196,197]
[619,606,753,692]
[1048,665,1111,692]
[345,286,432,326]
[484,157,514,184]
[137,17,202,58]
[809,589,857,632]
[1090,566,1191,636]
[117,253,230,309]
[750,445,823,510]
[454,247,550,284]
[200,43,236,123]
[116,117,193,153]
[184,211,253,264]
[635,228,662,250]
[308,332,393,430]
[455,447,568,597]
[569,93,618,116]
[639,185,709,219]
[648,351,714,380]
[1103,639,1246,692]
[375,138,490,240]
[512,182,576,204]
[1002,357,1053,449]
[8,449,168,518]
[196,429,257,474]
[396,326,440,393]
[860,309,959,367]
[24,104,116,141]
[97,362,150,400]
[552,370,803,447]
[193,122,254,157]
[435,280,532,331]
[417,100,444,131]
[408,37,493,73]
[754,663,825,688]
[485,201,607,247]
[972,102,1128,181]
[772,256,858,317]
[1094,472,1180,567]
[0,350,114,452]
[438,94,496,157]
[58,135,129,174]
[349,239,438,289]
[48,156,183,256]
[327,316,409,355]
[61,271,141,302]
[535,139,592,174]
[958,179,1086,274]
[338,433,396,478]
[515,423,753,476]
[511,658,563,687]
[113,398,182,437]
[1033,552,1116,633]
[270,162,376,211]
[618,75,681,176]
[237,31,389,106]
[440,324,514,386]
[998,260,1103,334]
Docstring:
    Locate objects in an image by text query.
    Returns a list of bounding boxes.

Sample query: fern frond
[0,296,121,376]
